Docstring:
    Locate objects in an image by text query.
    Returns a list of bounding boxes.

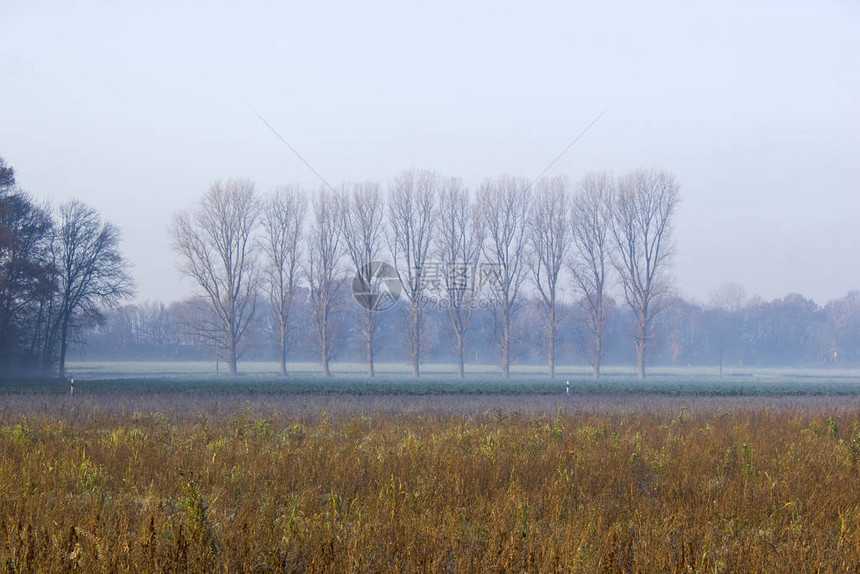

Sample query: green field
[63,360,860,380]
[2,361,860,397]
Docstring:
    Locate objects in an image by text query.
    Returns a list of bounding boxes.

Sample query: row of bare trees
[523,170,681,381]
[170,168,679,380]
[491,169,679,381]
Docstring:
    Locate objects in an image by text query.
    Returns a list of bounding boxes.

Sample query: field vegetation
[3,387,860,571]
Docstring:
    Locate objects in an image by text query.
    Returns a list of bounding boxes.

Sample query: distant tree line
[0,157,133,379]
[75,283,860,374]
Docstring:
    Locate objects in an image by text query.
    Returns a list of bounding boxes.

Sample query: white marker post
[566,380,570,395]
[69,378,74,396]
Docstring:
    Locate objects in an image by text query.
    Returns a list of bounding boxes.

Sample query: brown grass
[2,394,860,572]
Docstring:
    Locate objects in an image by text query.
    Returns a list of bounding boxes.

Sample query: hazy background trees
[709,282,748,376]
[78,281,860,372]
[170,179,260,376]
[823,291,860,364]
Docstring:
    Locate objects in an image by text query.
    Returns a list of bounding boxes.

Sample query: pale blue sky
[2,0,858,305]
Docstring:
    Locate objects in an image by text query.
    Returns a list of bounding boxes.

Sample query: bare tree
[388,169,437,377]
[170,179,259,376]
[568,172,614,380]
[477,176,530,378]
[260,185,306,376]
[339,181,385,377]
[139,300,173,348]
[306,187,343,377]
[709,281,748,377]
[175,295,226,365]
[709,282,748,314]
[609,169,680,380]
[435,177,482,379]
[528,176,571,379]
[47,200,134,378]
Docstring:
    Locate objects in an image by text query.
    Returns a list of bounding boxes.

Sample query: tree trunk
[321,319,330,376]
[502,312,511,379]
[547,304,556,380]
[279,321,287,376]
[547,308,555,379]
[366,327,375,377]
[456,332,465,379]
[411,308,420,378]
[58,316,69,380]
[227,342,238,376]
[719,343,724,378]
[636,311,647,380]
[593,330,602,381]
[322,349,330,377]
[548,337,555,379]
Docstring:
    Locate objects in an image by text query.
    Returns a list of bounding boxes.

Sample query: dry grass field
[3,387,860,572]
